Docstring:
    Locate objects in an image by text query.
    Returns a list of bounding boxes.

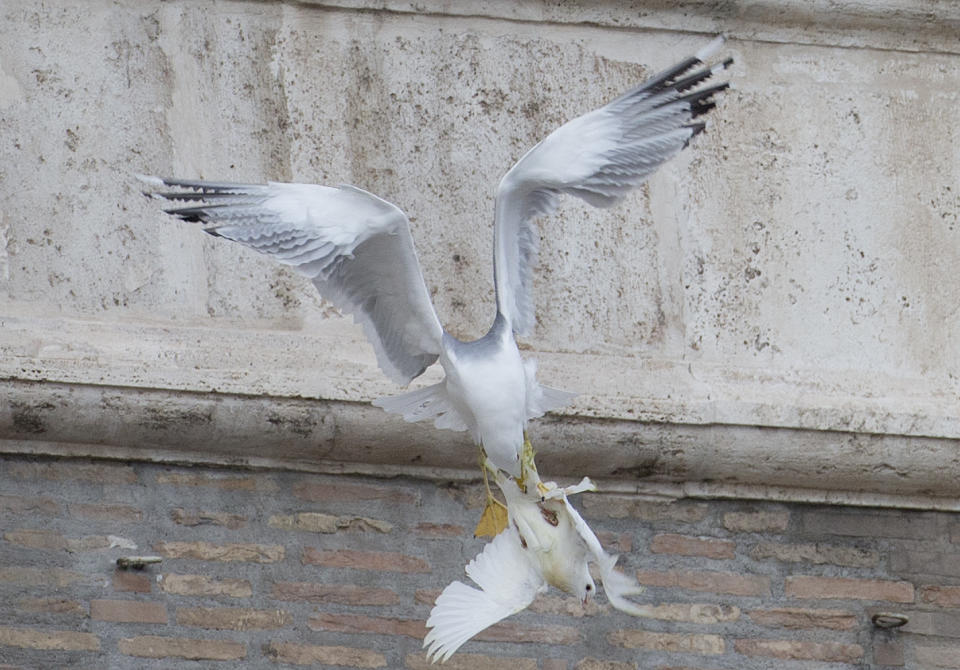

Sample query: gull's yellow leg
[519,432,550,497]
[474,449,508,538]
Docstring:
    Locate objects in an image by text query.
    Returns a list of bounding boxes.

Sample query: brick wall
[1,454,958,669]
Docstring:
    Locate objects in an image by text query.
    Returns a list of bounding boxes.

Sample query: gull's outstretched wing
[493,37,732,335]
[140,177,444,385]
[424,526,544,662]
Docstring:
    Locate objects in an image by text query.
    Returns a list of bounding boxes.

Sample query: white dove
[140,38,730,479]
[423,455,645,662]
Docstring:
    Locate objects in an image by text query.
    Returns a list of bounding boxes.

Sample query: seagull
[140,37,731,478]
[423,447,646,662]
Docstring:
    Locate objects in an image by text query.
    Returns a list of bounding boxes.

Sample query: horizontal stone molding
[299,0,960,55]
[4,373,960,507]
[4,314,959,438]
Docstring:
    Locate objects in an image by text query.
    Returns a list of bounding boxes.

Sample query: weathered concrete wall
[2,0,960,497]
[2,454,959,668]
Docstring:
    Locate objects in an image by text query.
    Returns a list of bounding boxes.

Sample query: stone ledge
[3,314,959,440]
[298,0,960,55]
[4,375,960,501]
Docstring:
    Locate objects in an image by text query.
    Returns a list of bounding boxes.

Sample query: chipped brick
[582,495,708,522]
[747,607,857,630]
[177,606,289,630]
[891,549,960,578]
[479,621,581,646]
[3,528,66,550]
[734,639,863,663]
[785,576,914,603]
[405,652,537,670]
[16,598,85,616]
[751,541,878,567]
[529,593,608,617]
[596,530,633,553]
[801,510,938,540]
[920,585,960,608]
[723,510,789,533]
[69,502,142,522]
[293,480,418,504]
[0,566,89,587]
[267,642,386,667]
[609,630,724,655]
[273,582,398,606]
[915,645,960,668]
[113,570,152,593]
[303,548,429,572]
[636,569,770,596]
[874,640,904,666]
[7,461,137,484]
[155,541,283,563]
[0,494,58,515]
[575,660,634,670]
[0,626,99,651]
[90,599,167,624]
[160,574,252,598]
[171,508,246,529]
[899,610,960,638]
[269,512,392,533]
[309,612,426,639]
[155,472,262,491]
[650,533,735,559]
[631,603,740,624]
[118,635,245,660]
[4,529,134,553]
[414,522,467,538]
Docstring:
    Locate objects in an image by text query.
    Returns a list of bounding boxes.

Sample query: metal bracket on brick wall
[116,556,163,570]
[871,612,909,629]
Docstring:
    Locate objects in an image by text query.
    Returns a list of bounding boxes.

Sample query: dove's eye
[585,584,592,591]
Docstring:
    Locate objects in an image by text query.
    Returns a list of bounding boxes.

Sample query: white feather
[424,526,544,662]
[372,382,470,432]
[492,45,730,336]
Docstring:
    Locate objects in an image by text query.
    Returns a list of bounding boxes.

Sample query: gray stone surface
[2,0,959,496]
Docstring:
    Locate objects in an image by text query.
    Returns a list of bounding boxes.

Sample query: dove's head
[576,566,597,605]
[551,558,595,604]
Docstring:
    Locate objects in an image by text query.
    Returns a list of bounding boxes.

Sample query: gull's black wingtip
[683,122,708,147]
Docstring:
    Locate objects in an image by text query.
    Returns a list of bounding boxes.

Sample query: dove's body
[424,467,645,662]
[499,474,595,599]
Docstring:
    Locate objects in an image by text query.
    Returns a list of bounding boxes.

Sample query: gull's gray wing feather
[424,526,544,662]
[493,36,731,335]
[141,177,443,385]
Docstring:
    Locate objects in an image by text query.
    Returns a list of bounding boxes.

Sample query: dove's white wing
[424,526,544,662]
[493,37,731,335]
[141,177,444,385]
[560,496,646,616]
